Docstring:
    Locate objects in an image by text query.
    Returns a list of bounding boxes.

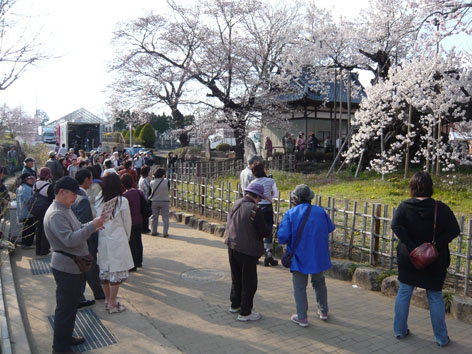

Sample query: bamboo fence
[169,173,472,296]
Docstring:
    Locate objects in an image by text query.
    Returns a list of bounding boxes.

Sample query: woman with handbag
[277,184,335,327]
[95,173,134,314]
[391,172,460,346]
[149,168,170,237]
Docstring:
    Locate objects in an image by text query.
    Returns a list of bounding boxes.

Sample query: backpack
[26,184,51,218]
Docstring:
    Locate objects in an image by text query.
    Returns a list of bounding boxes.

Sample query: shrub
[216,143,231,152]
[443,290,455,313]
[377,270,398,284]
[348,263,359,277]
[124,130,130,141]
[134,125,143,138]
[139,123,156,148]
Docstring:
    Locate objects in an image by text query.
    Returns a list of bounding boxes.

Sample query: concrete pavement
[11,219,472,353]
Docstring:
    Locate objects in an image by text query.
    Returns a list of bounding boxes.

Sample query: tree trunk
[179,131,189,147]
[171,107,189,147]
[231,119,246,160]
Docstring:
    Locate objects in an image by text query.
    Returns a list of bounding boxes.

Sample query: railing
[167,155,296,178]
[169,173,472,296]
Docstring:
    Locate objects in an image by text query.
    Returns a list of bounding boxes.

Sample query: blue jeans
[394,281,449,345]
[9,162,15,175]
[292,271,328,320]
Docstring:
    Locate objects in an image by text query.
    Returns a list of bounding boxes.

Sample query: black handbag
[281,204,312,268]
[139,191,152,218]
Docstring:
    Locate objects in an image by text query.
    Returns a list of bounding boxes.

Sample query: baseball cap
[24,157,35,163]
[20,172,34,181]
[54,176,80,195]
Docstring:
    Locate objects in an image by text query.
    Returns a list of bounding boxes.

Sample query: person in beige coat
[95,173,134,314]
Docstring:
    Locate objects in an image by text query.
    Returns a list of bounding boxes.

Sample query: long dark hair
[100,173,122,217]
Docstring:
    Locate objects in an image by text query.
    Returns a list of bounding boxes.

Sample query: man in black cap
[22,157,37,178]
[44,176,106,354]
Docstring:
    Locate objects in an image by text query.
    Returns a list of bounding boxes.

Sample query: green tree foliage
[150,113,170,133]
[134,125,143,138]
[124,130,130,141]
[139,123,156,148]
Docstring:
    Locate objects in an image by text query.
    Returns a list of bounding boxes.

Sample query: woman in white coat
[95,173,134,314]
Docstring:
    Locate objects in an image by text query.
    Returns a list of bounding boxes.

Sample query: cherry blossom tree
[109,0,301,158]
[344,52,472,175]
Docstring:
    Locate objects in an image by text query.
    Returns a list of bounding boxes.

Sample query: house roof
[279,71,366,105]
[50,108,104,125]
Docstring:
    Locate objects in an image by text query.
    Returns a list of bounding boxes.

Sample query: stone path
[11,219,472,353]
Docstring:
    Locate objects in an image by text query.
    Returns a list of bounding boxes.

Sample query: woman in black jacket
[391,172,459,347]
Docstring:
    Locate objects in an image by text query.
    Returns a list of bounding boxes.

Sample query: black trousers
[52,268,84,352]
[80,233,104,301]
[129,224,143,267]
[228,248,258,316]
[35,218,50,255]
[21,217,36,246]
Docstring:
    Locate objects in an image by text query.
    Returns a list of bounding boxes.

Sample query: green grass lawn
[218,170,472,217]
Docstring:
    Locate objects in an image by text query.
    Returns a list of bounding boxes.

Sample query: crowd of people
[6,148,171,353]
[1,145,459,352]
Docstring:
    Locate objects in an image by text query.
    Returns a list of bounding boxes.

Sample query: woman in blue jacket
[277,184,335,327]
[16,173,36,247]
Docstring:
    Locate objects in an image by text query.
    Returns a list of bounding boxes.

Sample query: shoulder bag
[409,200,439,270]
[55,250,93,273]
[148,179,164,203]
[281,204,312,268]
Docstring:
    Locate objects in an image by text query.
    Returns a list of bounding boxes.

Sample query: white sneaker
[237,311,262,321]
[318,309,328,320]
[228,307,240,313]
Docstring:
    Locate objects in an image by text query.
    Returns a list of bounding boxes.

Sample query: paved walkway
[11,219,472,353]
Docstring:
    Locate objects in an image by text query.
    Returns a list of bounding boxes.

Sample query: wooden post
[342,199,349,257]
[361,202,368,263]
[372,203,382,265]
[200,177,206,215]
[226,181,231,221]
[211,179,215,218]
[348,201,358,260]
[454,217,465,290]
[465,219,471,296]
[389,207,396,270]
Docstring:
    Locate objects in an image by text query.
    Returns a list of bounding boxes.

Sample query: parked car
[124,145,145,156]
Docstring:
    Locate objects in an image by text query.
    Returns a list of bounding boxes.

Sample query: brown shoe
[71,335,85,345]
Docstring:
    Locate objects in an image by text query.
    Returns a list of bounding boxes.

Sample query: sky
[0,0,468,123]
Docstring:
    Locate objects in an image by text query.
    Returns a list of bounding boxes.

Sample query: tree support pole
[326,128,352,178]
[404,104,412,179]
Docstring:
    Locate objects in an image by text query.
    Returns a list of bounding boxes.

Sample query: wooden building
[262,72,366,153]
